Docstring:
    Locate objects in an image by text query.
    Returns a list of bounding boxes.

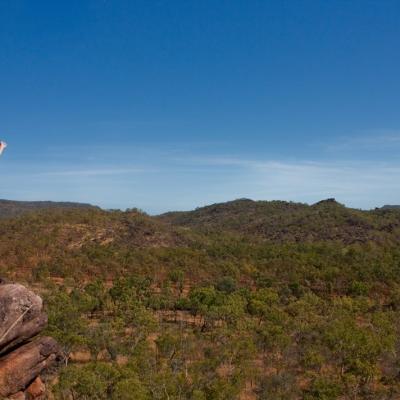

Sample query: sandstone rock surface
[0,283,47,354]
[0,282,61,399]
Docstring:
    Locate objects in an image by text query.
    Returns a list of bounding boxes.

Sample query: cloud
[326,130,400,152]
[174,155,400,208]
[37,167,146,177]
[3,143,400,211]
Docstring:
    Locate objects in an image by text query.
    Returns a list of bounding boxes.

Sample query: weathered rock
[116,354,129,366]
[0,336,61,397]
[26,376,46,400]
[8,392,26,400]
[0,283,47,354]
[69,349,91,363]
[0,282,61,398]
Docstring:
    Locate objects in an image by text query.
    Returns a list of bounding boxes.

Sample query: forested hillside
[382,205,400,210]
[2,199,400,399]
[0,199,98,218]
[160,198,400,244]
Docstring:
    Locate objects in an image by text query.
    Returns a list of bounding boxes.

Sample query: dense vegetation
[161,198,400,244]
[2,199,400,399]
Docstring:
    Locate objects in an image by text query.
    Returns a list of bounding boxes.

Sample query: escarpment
[0,282,61,399]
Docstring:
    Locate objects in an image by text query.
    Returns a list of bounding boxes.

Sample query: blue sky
[1,1,400,213]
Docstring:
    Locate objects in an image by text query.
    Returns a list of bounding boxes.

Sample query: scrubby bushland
[1,200,400,399]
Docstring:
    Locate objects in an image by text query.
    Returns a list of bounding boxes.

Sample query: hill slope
[160,198,400,244]
[2,199,400,399]
[382,204,400,209]
[0,199,98,218]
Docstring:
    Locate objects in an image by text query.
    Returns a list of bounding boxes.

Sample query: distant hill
[159,198,400,244]
[1,197,400,250]
[0,199,99,218]
[381,205,400,210]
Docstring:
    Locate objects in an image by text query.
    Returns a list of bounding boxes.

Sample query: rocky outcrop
[0,283,47,354]
[0,282,61,399]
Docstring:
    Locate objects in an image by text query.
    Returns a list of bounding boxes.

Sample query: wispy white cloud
[37,167,147,177]
[2,141,400,212]
[171,155,400,209]
[326,130,400,151]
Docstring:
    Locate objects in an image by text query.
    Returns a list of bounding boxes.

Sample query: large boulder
[0,337,60,397]
[0,283,47,354]
[0,282,61,399]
